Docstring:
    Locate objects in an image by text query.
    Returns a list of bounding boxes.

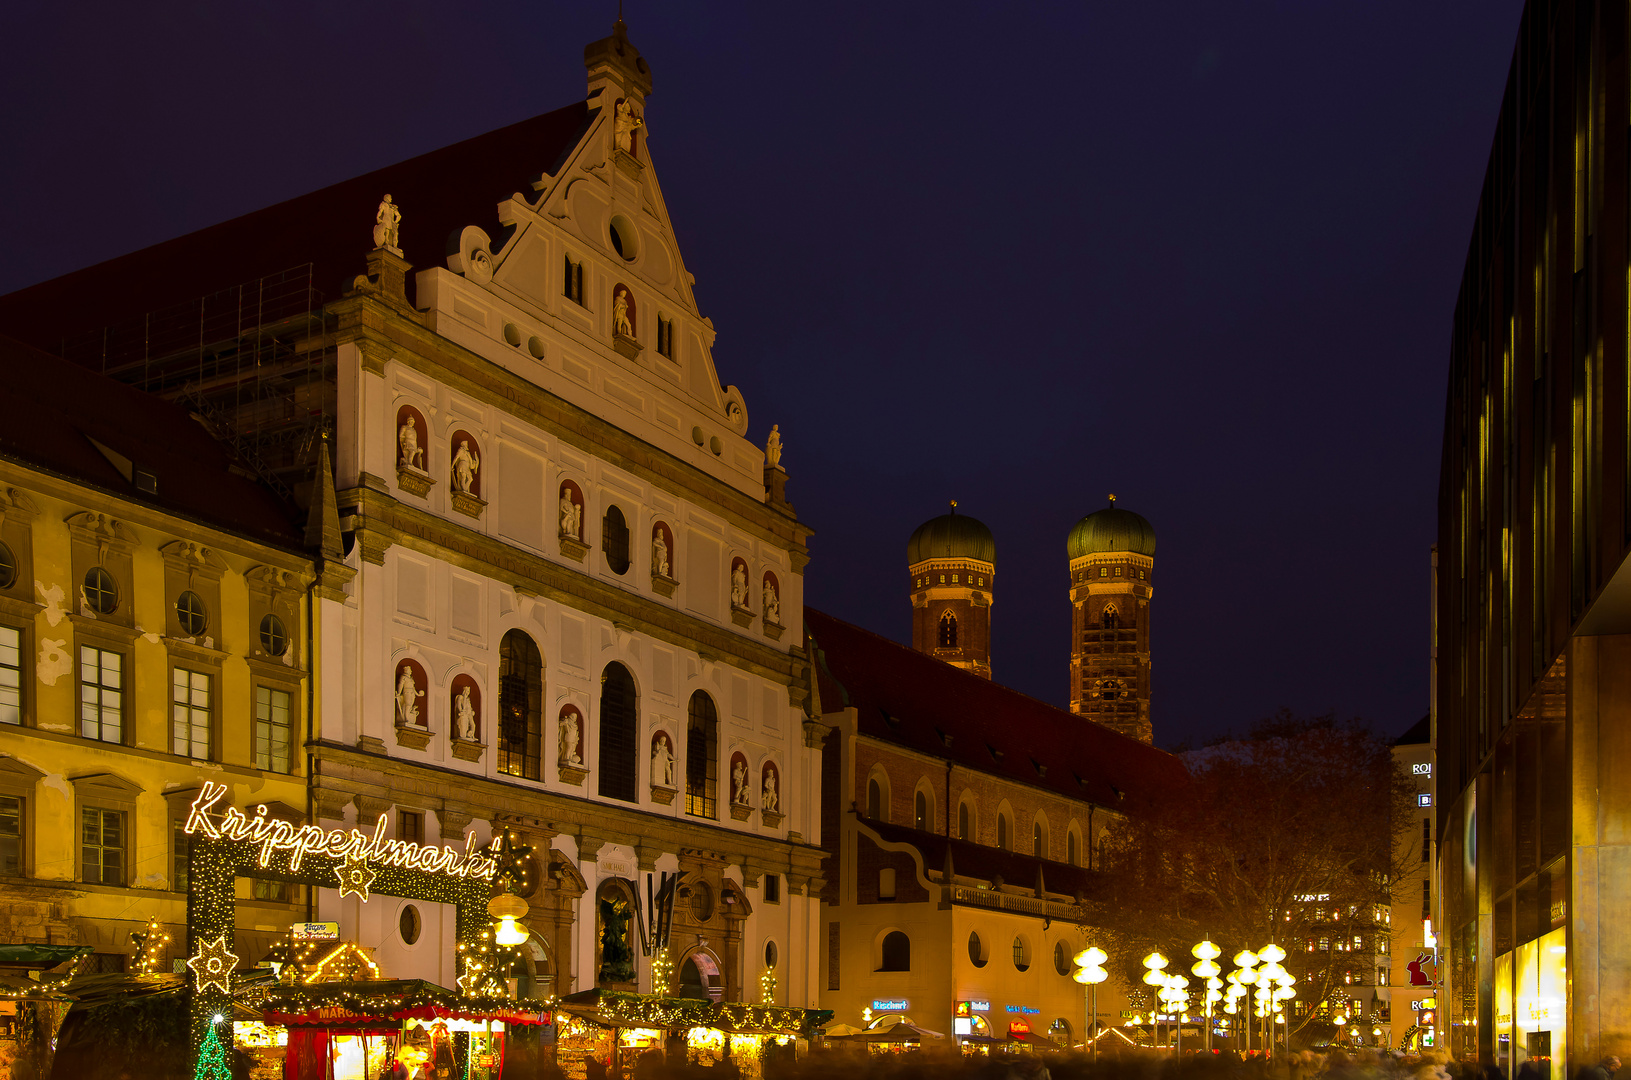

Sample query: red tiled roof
[0,103,593,356]
[860,817,1102,899]
[805,608,1188,815]
[0,334,305,548]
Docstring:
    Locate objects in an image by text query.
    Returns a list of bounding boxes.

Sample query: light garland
[649,947,673,996]
[335,852,378,901]
[131,916,172,974]
[187,935,238,996]
[759,968,777,1005]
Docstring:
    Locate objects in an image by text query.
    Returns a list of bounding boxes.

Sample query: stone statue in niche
[762,578,780,624]
[374,194,402,256]
[613,99,644,155]
[559,710,582,766]
[765,424,782,468]
[398,415,423,471]
[652,734,674,788]
[731,562,747,608]
[395,664,423,728]
[560,488,582,537]
[451,439,480,495]
[763,768,779,814]
[453,685,477,742]
[732,758,750,806]
[652,531,669,578]
[613,287,634,338]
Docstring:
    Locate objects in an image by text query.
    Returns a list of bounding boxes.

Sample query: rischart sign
[184,782,496,880]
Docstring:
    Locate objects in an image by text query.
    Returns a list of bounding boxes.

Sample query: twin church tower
[906,497,1157,744]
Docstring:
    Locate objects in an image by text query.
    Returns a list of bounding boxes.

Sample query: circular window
[1054,941,1071,976]
[259,614,287,657]
[83,567,118,615]
[1012,936,1030,972]
[764,940,778,970]
[399,904,422,945]
[609,215,639,261]
[176,591,208,637]
[0,543,15,590]
[968,931,987,968]
[688,881,715,922]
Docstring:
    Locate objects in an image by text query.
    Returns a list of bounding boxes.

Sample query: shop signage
[1412,763,1431,776]
[1004,1005,1039,1015]
[291,922,339,941]
[184,782,496,880]
[965,1000,989,1012]
[1008,1021,1031,1036]
[871,999,909,1011]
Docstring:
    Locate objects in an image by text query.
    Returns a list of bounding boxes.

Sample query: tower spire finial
[949,499,958,513]
[1108,493,1116,506]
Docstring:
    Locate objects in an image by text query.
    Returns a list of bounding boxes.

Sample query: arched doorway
[677,949,723,1002]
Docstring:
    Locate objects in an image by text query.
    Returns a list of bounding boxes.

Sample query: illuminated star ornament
[335,852,378,901]
[188,934,239,995]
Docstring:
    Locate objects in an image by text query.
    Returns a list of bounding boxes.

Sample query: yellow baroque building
[0,335,321,968]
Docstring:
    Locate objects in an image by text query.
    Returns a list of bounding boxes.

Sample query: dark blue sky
[0,2,1524,747]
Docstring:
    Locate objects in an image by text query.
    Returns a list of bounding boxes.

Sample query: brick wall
[854,833,931,904]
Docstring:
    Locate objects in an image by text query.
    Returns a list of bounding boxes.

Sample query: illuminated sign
[1412,764,1431,776]
[184,782,496,881]
[1008,1021,1031,1036]
[871,999,909,1011]
[291,922,338,941]
[954,1018,972,1036]
[1418,794,1433,807]
[964,1000,989,1012]
[1005,1005,1040,1015]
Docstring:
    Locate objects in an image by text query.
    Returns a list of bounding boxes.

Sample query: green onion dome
[1067,496,1156,559]
[907,502,995,566]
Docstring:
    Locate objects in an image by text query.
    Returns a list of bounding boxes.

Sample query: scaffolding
[60,265,338,506]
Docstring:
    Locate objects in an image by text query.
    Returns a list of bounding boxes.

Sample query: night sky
[0,3,1524,748]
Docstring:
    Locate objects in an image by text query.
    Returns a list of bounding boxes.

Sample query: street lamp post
[1142,952,1169,1051]
[1256,944,1289,1059]
[1191,939,1222,1054]
[1233,950,1259,1056]
[1072,947,1109,1061]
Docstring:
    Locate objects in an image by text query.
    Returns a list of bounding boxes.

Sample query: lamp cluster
[131,916,172,975]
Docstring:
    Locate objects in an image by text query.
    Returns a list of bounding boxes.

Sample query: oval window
[1054,941,1071,975]
[399,904,422,945]
[1013,936,1030,972]
[83,566,118,615]
[259,614,288,657]
[968,931,986,968]
[176,590,208,637]
[764,940,778,970]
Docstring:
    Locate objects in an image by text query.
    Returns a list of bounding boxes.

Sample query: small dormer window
[1099,567,1108,578]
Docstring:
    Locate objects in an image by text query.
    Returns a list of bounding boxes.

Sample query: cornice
[341,484,807,692]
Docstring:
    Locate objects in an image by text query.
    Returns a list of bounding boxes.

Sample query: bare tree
[1086,711,1416,1038]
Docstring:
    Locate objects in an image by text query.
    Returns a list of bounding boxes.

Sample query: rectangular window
[827,923,840,991]
[1378,967,1390,986]
[81,807,123,886]
[657,316,674,358]
[173,820,189,893]
[1421,879,1431,916]
[1422,818,1431,862]
[171,668,211,759]
[0,796,21,876]
[0,624,21,725]
[253,878,289,902]
[255,686,293,773]
[563,255,584,305]
[1099,567,1108,577]
[1114,567,1122,576]
[764,874,780,903]
[79,646,123,743]
[398,811,424,845]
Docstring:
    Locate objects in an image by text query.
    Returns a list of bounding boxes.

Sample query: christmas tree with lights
[195,1021,231,1080]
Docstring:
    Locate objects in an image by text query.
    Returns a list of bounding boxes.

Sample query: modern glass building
[1437,1,1631,1074]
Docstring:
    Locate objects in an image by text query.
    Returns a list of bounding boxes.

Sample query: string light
[187,935,238,996]
[131,916,172,974]
[649,947,673,997]
[759,968,777,1005]
[335,852,378,901]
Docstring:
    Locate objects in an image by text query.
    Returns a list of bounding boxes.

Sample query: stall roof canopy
[0,944,92,970]
[261,980,554,1028]
[559,989,830,1037]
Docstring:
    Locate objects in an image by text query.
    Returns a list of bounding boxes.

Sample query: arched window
[866,778,883,820]
[1012,936,1030,972]
[938,612,958,648]
[914,790,929,831]
[602,505,631,575]
[598,663,638,802]
[1067,828,1080,867]
[958,802,971,840]
[685,691,718,819]
[1033,820,1045,857]
[879,931,910,972]
[1100,679,1120,701]
[996,813,1010,851]
[498,630,542,780]
[1102,604,1119,630]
